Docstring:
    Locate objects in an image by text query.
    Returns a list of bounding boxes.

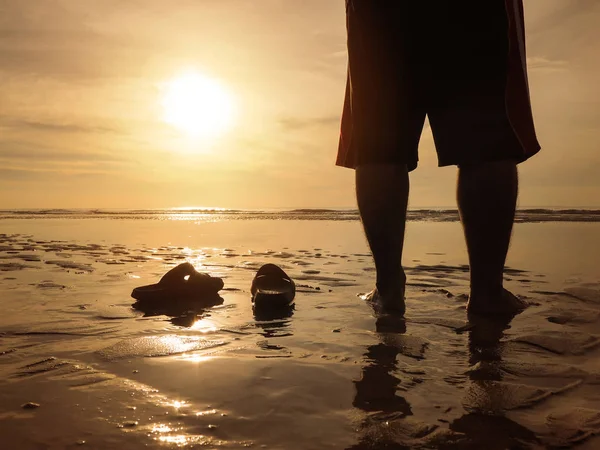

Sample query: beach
[1,210,599,449]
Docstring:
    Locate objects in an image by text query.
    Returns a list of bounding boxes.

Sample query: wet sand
[0,218,599,449]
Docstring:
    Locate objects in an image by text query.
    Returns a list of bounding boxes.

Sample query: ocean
[1,207,600,222]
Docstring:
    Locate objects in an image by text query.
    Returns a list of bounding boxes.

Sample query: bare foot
[360,287,406,316]
[467,288,528,317]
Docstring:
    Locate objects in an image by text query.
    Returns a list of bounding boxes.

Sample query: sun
[161,71,235,139]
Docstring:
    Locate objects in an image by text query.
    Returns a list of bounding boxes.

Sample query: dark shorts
[337,0,541,170]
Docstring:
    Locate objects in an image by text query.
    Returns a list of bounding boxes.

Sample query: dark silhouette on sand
[131,262,224,322]
[338,1,540,317]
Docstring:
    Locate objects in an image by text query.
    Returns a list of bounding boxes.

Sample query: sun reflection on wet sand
[150,423,216,447]
[150,424,199,446]
[151,424,173,434]
[190,318,219,333]
[196,408,217,417]
[171,400,188,410]
[158,434,189,445]
[178,353,214,364]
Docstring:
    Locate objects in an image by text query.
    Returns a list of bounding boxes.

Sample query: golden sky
[1,0,599,209]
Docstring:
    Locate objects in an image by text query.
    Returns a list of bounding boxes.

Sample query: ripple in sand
[123,255,152,262]
[98,259,126,265]
[565,287,600,304]
[296,284,323,293]
[97,335,226,359]
[352,416,445,449]
[271,251,294,259]
[0,262,36,271]
[15,324,119,337]
[544,407,600,447]
[546,306,600,325]
[411,264,469,274]
[93,307,138,320]
[44,260,94,272]
[504,267,528,275]
[409,316,468,332]
[36,281,67,290]
[294,274,354,284]
[13,357,70,378]
[15,254,41,262]
[498,360,596,383]
[110,247,129,255]
[14,357,116,388]
[292,260,312,266]
[513,331,600,355]
[463,379,582,414]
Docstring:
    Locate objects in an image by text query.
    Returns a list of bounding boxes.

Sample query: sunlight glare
[162,71,235,139]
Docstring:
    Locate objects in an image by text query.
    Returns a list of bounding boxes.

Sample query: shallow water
[0,219,599,449]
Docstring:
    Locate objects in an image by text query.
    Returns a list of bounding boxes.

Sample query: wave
[0,208,599,223]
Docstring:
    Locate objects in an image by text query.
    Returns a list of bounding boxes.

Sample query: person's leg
[356,164,409,314]
[457,160,527,314]
[426,1,539,316]
[337,3,426,315]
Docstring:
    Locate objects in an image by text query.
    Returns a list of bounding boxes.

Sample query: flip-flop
[251,263,295,310]
[131,262,224,304]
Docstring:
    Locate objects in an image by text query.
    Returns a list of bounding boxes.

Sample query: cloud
[527,0,600,64]
[0,168,40,181]
[279,116,340,131]
[527,56,568,73]
[0,2,156,81]
[0,137,130,169]
[0,117,120,134]
[0,167,114,183]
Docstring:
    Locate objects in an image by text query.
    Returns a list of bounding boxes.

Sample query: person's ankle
[469,282,504,301]
[376,281,406,298]
[376,271,406,293]
[366,287,406,315]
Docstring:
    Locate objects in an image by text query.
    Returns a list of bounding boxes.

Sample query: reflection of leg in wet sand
[466,313,512,372]
[350,318,413,449]
[448,314,541,449]
[353,342,412,415]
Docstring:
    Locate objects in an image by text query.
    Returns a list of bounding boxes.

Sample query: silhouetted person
[337,1,540,316]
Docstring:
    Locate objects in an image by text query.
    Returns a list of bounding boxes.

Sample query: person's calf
[356,163,409,314]
[458,159,520,316]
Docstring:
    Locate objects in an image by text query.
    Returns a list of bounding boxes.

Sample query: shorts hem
[437,144,541,168]
[336,159,418,172]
